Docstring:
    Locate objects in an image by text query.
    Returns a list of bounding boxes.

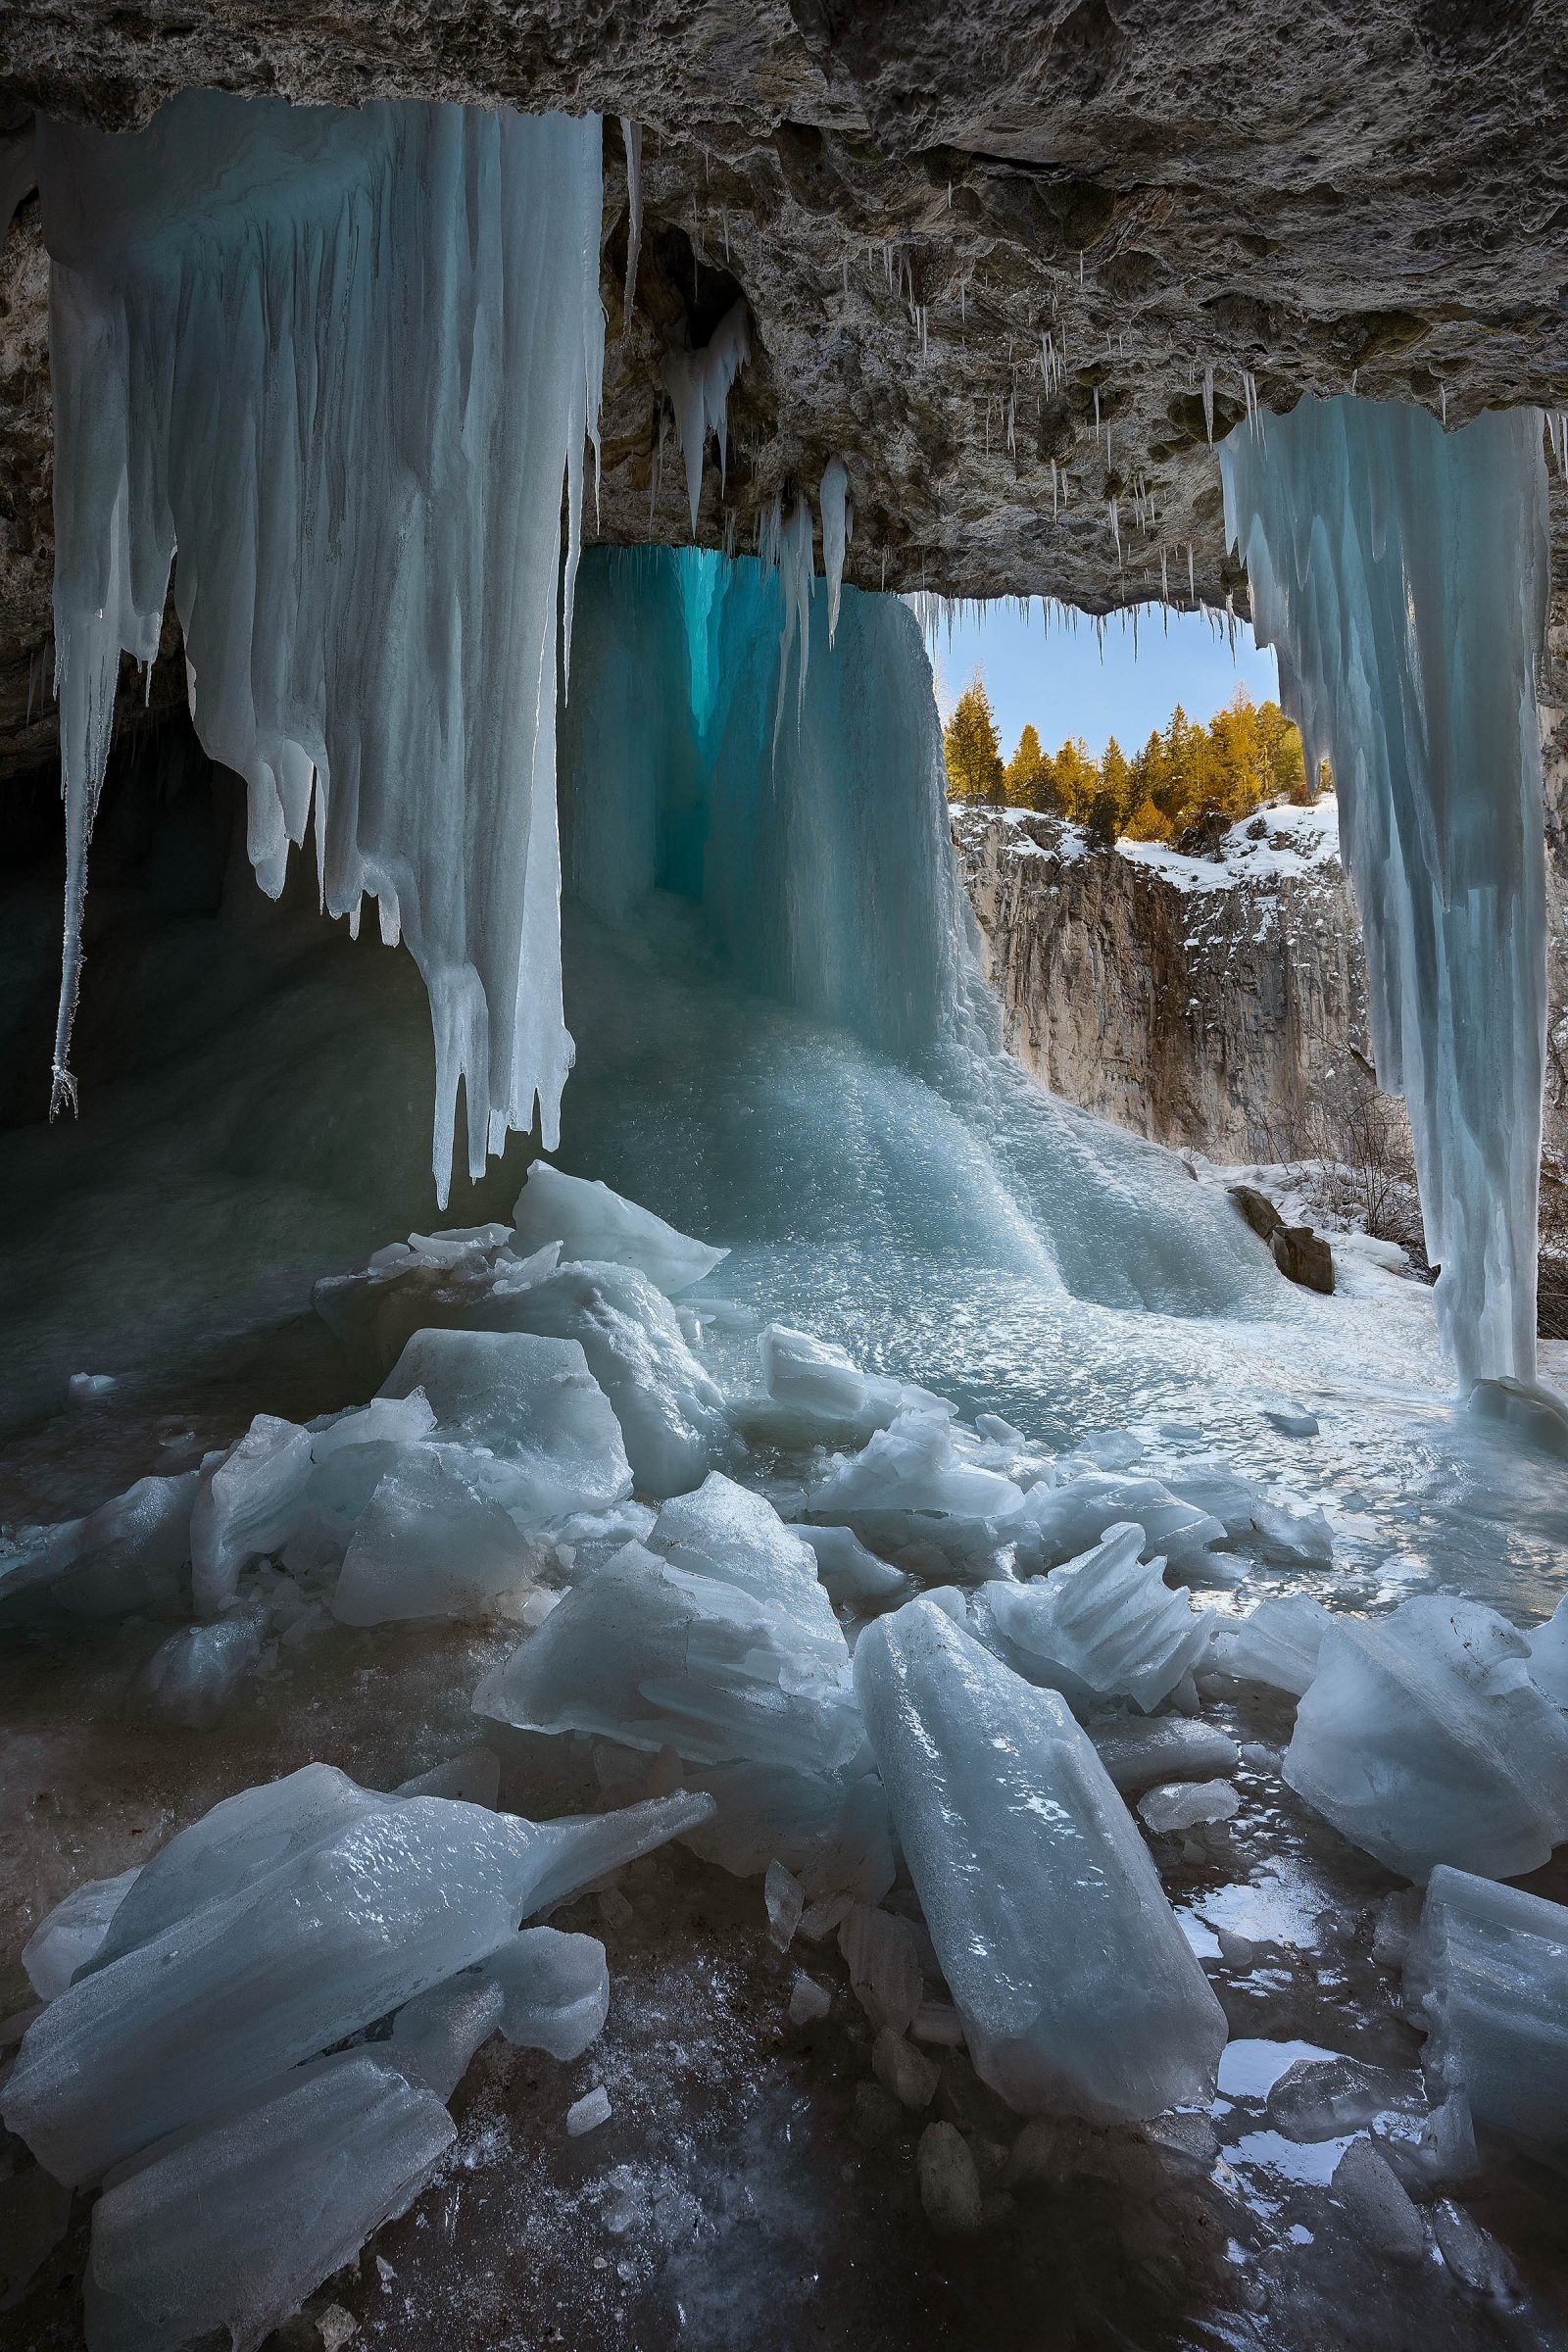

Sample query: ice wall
[561,548,961,1061]
[1221,397,1550,1383]
[37,93,605,1203]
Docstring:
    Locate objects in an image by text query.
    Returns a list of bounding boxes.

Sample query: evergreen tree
[944,674,1005,803]
[1004,722,1046,804]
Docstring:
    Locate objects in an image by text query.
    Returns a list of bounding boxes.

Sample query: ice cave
[0,19,1567,2350]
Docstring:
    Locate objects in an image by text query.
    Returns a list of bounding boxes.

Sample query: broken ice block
[2,1777,710,2182]
[1527,1595,1568,1707]
[22,1867,140,2002]
[1136,1780,1239,1834]
[0,1470,198,1625]
[512,1162,726,1295]
[1264,2053,1428,2143]
[809,1403,1025,1523]
[758,1324,905,1440]
[1208,1594,1331,1696]
[476,1926,609,2059]
[133,1608,268,1729]
[854,1598,1227,2120]
[384,1975,505,2098]
[1004,1473,1226,1578]
[1087,1716,1239,1794]
[565,2084,612,2135]
[789,1522,910,1606]
[379,1328,631,1524]
[975,1524,1211,1712]
[330,1450,539,1624]
[84,2050,457,2352]
[1404,1866,1568,2163]
[475,1538,858,1771]
[466,1257,727,1495]
[1284,1597,1568,1881]
[647,1474,827,1614]
[190,1415,315,1617]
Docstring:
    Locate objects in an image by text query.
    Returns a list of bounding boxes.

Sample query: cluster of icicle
[755,459,853,746]
[1222,396,1550,1386]
[36,93,606,1204]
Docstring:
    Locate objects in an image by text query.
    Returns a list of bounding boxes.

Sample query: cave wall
[2,6,1568,780]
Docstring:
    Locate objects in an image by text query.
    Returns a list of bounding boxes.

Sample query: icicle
[1093,384,1101,437]
[1187,542,1195,601]
[1202,363,1214,446]
[1159,546,1168,604]
[661,297,751,533]
[1440,381,1446,426]
[1108,498,1121,563]
[38,95,605,1201]
[1222,395,1550,1385]
[820,456,850,646]
[619,118,642,339]
[770,494,815,754]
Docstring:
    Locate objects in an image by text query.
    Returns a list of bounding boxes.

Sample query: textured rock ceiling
[2,0,1567,776]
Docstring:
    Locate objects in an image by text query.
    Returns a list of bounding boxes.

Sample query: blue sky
[929,599,1281,762]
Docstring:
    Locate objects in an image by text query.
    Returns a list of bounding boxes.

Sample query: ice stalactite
[820,458,851,647]
[38,93,605,1203]
[1221,395,1549,1384]
[660,298,750,533]
[619,118,642,335]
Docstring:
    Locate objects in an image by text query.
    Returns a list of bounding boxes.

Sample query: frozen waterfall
[1221,396,1550,1385]
[36,92,606,1203]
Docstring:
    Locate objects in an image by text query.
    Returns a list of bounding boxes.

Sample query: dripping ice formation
[661,297,750,532]
[1220,396,1550,1385]
[36,92,607,1203]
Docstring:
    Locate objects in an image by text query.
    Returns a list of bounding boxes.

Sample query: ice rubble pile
[1222,395,1550,1384]
[1404,1867,1568,2167]
[2,1763,709,2348]
[0,1173,746,1691]
[36,92,606,1201]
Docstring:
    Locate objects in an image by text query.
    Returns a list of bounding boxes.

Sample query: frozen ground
[2,858,1567,2350]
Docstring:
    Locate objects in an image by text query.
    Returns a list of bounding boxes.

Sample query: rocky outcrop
[2,9,1568,776]
[953,797,1371,1162]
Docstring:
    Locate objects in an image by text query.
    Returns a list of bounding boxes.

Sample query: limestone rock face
[951,798,1369,1163]
[2,9,1568,775]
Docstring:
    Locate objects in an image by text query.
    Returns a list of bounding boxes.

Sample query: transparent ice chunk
[854,1597,1227,2120]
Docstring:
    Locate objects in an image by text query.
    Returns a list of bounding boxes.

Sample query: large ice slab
[84,2050,458,2352]
[1283,1597,1568,1881]
[330,1450,542,1625]
[854,1597,1227,2120]
[512,1162,726,1295]
[1208,1594,1332,1696]
[379,1328,631,1524]
[190,1416,314,1616]
[466,1257,727,1496]
[1404,1866,1568,2165]
[758,1324,906,1442]
[2,1775,709,2182]
[975,1524,1211,1712]
[474,1536,858,1773]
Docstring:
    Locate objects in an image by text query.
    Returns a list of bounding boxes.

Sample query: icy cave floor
[3,883,1568,2350]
